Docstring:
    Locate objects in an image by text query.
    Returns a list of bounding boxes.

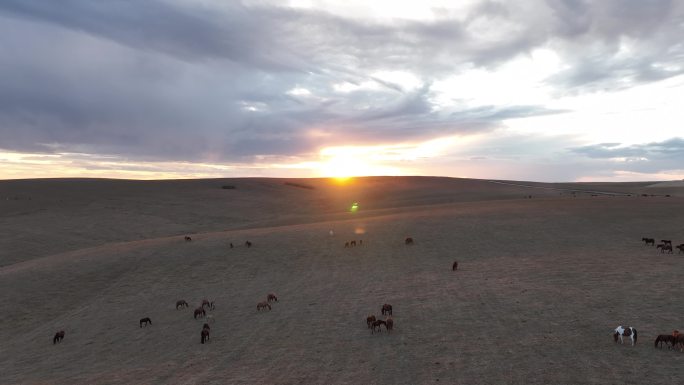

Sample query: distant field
[1,177,683,384]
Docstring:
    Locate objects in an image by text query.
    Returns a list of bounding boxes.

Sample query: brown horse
[184,236,192,241]
[194,307,206,319]
[202,323,211,330]
[366,315,376,329]
[657,244,673,254]
[655,334,676,349]
[53,330,65,344]
[405,237,414,245]
[381,304,393,316]
[201,328,210,344]
[452,261,458,271]
[385,317,394,333]
[257,301,271,311]
[245,241,252,248]
[201,299,215,310]
[675,334,684,351]
[176,300,188,310]
[372,320,387,334]
[267,293,278,302]
[139,317,152,328]
[661,239,672,245]
[677,244,684,254]
[642,237,655,246]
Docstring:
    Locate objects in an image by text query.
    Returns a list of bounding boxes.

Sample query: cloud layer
[1,0,683,180]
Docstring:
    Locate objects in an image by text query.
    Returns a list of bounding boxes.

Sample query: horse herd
[654,330,684,350]
[366,304,394,334]
[620,327,684,351]
[642,237,684,254]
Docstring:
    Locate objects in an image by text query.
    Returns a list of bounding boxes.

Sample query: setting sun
[317,145,402,178]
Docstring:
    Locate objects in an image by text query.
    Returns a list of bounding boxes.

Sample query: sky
[1,0,683,182]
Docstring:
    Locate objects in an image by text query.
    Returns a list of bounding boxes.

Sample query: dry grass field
[1,177,683,385]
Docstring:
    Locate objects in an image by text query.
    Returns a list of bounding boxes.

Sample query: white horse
[614,326,637,345]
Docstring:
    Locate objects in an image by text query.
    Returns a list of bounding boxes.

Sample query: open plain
[1,177,684,385]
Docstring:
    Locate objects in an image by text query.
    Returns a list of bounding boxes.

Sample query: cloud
[0,0,682,181]
[570,137,684,174]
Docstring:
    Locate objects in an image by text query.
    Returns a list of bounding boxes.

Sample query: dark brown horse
[372,320,387,334]
[184,236,192,241]
[657,244,673,253]
[201,299,215,310]
[176,300,188,309]
[366,315,376,329]
[405,237,414,245]
[381,304,393,316]
[245,241,252,248]
[385,317,394,333]
[655,334,676,349]
[642,237,655,246]
[661,239,672,245]
[677,244,684,254]
[194,307,206,319]
[257,301,271,311]
[267,293,278,302]
[53,330,65,344]
[202,323,210,330]
[139,317,152,328]
[452,261,458,271]
[201,328,210,344]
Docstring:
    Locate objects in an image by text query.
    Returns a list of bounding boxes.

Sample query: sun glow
[317,145,402,178]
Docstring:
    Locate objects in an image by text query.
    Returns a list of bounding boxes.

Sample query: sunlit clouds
[1,1,683,181]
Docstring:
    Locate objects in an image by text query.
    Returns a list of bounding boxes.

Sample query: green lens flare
[350,202,359,212]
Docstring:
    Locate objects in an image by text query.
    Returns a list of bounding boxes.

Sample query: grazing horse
[642,237,655,246]
[351,240,356,247]
[366,315,376,329]
[655,334,676,349]
[657,244,673,254]
[613,326,637,346]
[405,237,414,245]
[385,317,394,333]
[381,304,393,316]
[176,300,188,310]
[452,261,458,271]
[184,236,192,242]
[139,317,152,328]
[372,320,387,334]
[53,330,65,344]
[257,301,271,311]
[202,323,211,330]
[201,328,210,344]
[661,240,672,245]
[201,299,215,310]
[194,308,206,319]
[267,293,278,302]
[676,244,684,254]
[245,241,252,248]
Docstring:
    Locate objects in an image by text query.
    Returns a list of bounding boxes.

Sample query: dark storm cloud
[0,0,682,166]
